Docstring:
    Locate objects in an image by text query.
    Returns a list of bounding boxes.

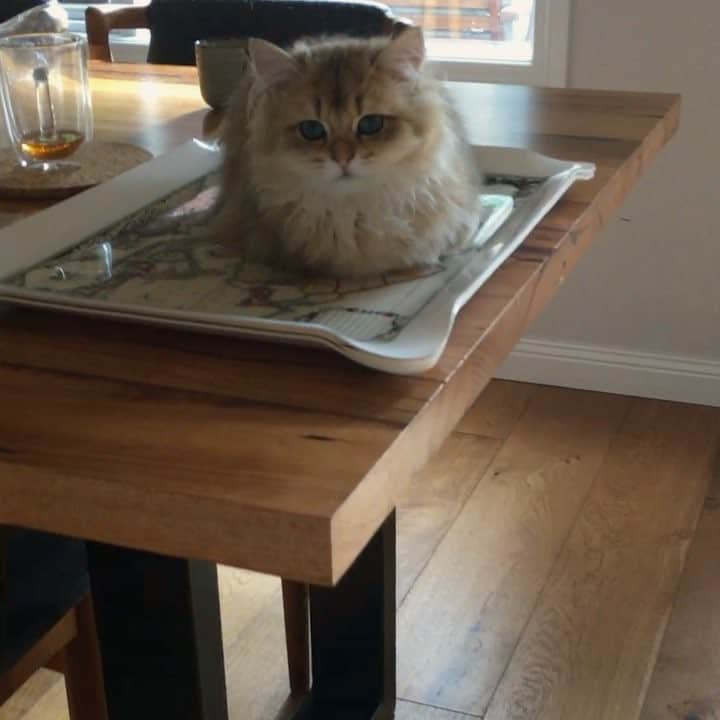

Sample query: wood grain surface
[456,378,537,439]
[396,433,499,604]
[483,401,719,720]
[398,387,630,714]
[639,447,720,720]
[2,384,717,720]
[396,702,474,719]
[0,62,682,585]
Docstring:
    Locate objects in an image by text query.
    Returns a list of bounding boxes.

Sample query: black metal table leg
[292,510,397,720]
[86,544,228,720]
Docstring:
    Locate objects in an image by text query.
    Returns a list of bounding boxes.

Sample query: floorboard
[456,379,537,441]
[397,433,500,604]
[639,446,720,720]
[396,700,477,719]
[398,386,629,715]
[484,400,720,720]
[0,671,62,720]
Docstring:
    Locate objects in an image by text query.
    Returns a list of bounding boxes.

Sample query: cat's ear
[377,26,425,79]
[248,38,299,88]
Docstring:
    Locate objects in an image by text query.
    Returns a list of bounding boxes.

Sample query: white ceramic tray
[0,140,594,374]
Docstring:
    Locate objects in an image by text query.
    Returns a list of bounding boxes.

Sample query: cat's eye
[298,120,327,141]
[357,114,385,136]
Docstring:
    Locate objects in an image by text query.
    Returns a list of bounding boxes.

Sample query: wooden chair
[1,528,107,718]
[85,0,406,697]
[86,0,406,65]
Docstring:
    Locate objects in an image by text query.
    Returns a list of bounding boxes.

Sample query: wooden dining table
[0,61,680,719]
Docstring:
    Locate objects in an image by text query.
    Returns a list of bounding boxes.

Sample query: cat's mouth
[327,167,368,191]
[326,173,363,195]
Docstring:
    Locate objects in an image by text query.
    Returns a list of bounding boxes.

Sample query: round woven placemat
[0,141,154,201]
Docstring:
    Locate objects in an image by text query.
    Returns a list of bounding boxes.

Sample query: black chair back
[146,0,399,65]
[0,0,44,24]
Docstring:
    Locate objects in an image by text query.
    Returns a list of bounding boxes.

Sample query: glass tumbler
[0,33,93,171]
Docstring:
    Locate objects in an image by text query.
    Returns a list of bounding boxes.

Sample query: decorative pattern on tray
[6,172,541,343]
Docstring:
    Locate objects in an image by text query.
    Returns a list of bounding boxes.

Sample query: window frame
[62,0,570,87]
[426,0,570,87]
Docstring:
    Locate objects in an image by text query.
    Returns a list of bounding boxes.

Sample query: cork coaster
[0,141,154,201]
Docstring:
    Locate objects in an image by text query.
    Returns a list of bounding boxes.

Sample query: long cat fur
[212,27,482,279]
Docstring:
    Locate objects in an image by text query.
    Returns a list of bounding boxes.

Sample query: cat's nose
[331,140,355,170]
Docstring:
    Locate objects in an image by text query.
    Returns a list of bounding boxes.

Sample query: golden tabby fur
[213,27,482,278]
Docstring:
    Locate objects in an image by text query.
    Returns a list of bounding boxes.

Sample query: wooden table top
[0,62,680,585]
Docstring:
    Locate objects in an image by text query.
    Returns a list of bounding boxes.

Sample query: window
[63,0,144,31]
[63,0,143,24]
[61,0,568,86]
[63,1,150,62]
[421,0,570,86]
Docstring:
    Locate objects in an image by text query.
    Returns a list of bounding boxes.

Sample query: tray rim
[0,140,595,374]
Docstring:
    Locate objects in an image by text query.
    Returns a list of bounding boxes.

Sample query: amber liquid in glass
[20,129,84,161]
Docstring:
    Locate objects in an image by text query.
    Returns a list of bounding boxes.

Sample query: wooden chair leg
[281,579,310,696]
[61,595,108,720]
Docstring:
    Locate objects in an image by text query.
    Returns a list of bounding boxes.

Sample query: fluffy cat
[212,27,482,279]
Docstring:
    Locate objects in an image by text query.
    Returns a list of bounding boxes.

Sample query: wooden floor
[2,381,719,720]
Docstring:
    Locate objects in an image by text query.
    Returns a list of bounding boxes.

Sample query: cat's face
[246,29,442,193]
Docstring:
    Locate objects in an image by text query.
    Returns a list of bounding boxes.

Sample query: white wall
[499,0,720,405]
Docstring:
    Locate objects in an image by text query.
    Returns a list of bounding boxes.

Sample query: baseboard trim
[496,339,720,407]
